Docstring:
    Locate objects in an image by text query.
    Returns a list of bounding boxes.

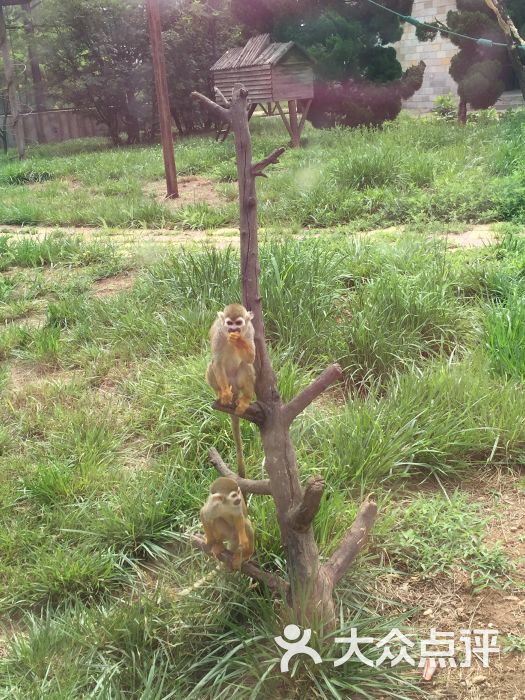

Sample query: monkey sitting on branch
[200,477,254,571]
[206,303,256,478]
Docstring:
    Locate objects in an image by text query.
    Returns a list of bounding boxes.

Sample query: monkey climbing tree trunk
[191,85,377,631]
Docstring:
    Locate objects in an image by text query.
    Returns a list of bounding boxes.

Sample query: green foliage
[421,0,525,111]
[433,93,457,121]
[33,0,238,142]
[1,227,524,698]
[2,115,525,229]
[232,0,424,128]
[380,492,510,589]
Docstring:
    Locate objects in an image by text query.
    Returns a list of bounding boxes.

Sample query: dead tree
[190,84,377,631]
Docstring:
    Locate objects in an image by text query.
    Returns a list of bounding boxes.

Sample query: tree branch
[208,447,272,495]
[212,399,266,427]
[282,364,343,425]
[252,147,286,178]
[213,86,230,107]
[191,534,289,598]
[322,499,378,587]
[288,475,325,532]
[191,91,230,122]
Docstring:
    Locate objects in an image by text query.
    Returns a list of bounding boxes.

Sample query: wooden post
[288,99,300,148]
[146,0,178,198]
[0,5,25,159]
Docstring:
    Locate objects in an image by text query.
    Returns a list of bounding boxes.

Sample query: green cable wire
[363,0,525,52]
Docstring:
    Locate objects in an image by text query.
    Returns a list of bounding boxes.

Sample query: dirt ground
[376,471,525,699]
[0,222,497,250]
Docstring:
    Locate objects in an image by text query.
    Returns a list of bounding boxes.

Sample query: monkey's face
[218,305,254,335]
[225,315,246,334]
[211,486,243,509]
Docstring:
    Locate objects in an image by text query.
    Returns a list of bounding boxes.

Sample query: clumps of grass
[171,202,238,230]
[486,290,525,379]
[296,356,525,491]
[0,232,123,271]
[341,265,475,389]
[0,547,126,613]
[0,161,54,185]
[379,492,510,590]
[0,580,421,700]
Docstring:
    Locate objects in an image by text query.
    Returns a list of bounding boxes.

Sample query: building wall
[395,0,458,112]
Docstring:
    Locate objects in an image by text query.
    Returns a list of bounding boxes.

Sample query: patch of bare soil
[5,361,81,393]
[445,225,496,250]
[378,471,525,699]
[144,175,227,209]
[93,272,135,297]
[365,224,496,249]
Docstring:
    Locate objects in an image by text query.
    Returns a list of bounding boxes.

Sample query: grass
[1,120,525,696]
[1,111,525,229]
[379,492,511,591]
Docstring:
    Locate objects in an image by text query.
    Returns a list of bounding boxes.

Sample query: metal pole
[0,5,26,159]
[146,0,178,198]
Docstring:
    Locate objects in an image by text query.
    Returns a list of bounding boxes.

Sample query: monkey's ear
[217,311,225,322]
[247,311,254,321]
[211,493,224,502]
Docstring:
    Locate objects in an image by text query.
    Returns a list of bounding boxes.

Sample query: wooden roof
[211,34,312,71]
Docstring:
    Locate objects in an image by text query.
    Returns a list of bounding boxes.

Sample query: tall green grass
[1,111,525,229]
[2,227,525,698]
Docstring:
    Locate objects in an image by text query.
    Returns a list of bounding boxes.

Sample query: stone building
[395,0,522,112]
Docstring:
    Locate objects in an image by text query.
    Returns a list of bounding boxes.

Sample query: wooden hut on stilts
[210,34,315,147]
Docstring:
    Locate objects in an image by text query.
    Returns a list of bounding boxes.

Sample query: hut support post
[0,5,25,159]
[288,99,299,148]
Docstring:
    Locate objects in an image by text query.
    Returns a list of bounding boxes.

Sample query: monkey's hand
[235,398,251,416]
[227,332,247,349]
[231,550,242,571]
[219,385,233,405]
[228,334,255,363]
[211,543,225,558]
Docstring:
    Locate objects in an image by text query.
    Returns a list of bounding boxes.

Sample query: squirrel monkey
[206,303,256,478]
[200,477,254,571]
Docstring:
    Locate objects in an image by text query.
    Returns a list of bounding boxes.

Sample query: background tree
[36,0,238,142]
[419,0,525,122]
[483,0,525,101]
[162,0,240,135]
[39,0,152,145]
[231,0,425,128]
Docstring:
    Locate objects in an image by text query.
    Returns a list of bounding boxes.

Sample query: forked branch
[191,534,289,598]
[208,447,272,495]
[322,499,378,586]
[191,91,230,122]
[252,147,286,178]
[288,475,325,532]
[282,363,343,425]
[212,400,266,427]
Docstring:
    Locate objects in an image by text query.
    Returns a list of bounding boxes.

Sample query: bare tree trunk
[0,6,25,159]
[458,98,467,125]
[191,85,377,631]
[22,3,46,111]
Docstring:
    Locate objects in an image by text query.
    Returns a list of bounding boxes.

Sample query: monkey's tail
[231,415,246,478]
[176,564,221,599]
